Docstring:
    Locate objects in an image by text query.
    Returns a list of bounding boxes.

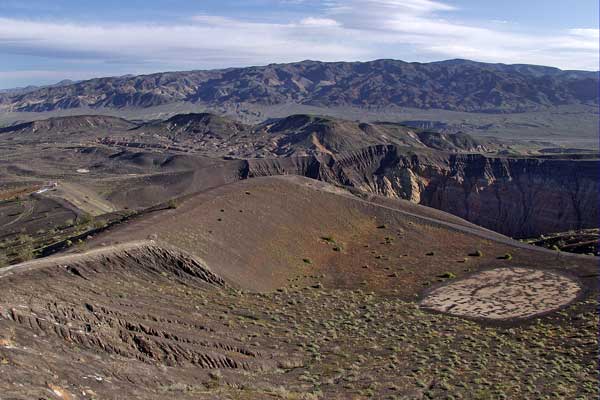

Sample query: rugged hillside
[2,59,597,113]
[139,113,250,140]
[35,143,592,239]
[0,112,595,238]
[253,115,484,154]
[0,115,135,137]
[93,113,491,157]
[257,114,415,155]
[1,177,597,399]
[244,148,599,237]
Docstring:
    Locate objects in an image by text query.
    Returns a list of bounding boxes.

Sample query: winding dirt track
[0,240,224,289]
[0,240,152,278]
[4,201,34,227]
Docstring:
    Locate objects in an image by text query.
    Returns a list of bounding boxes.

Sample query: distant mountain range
[0,80,77,96]
[0,59,597,113]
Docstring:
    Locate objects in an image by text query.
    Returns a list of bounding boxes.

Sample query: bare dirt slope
[78,176,597,294]
[0,176,597,399]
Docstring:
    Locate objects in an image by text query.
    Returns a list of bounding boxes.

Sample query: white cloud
[0,69,103,81]
[0,0,597,82]
[299,17,340,27]
[324,0,598,70]
[0,16,364,68]
[328,0,454,14]
[569,28,600,39]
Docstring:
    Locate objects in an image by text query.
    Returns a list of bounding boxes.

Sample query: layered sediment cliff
[245,147,599,237]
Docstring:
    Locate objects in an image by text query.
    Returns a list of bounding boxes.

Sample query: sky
[0,0,598,88]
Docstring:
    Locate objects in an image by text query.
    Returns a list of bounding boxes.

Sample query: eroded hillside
[1,113,597,239]
[0,177,597,399]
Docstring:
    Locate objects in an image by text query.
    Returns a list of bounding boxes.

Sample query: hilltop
[0,115,134,136]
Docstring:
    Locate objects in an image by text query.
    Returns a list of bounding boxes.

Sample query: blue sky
[0,0,598,88]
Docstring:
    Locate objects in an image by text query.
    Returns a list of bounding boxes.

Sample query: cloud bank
[0,0,597,85]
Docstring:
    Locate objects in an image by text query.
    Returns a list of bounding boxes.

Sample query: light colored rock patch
[420,267,581,320]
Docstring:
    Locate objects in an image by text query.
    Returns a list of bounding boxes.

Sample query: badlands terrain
[1,59,598,148]
[0,59,598,399]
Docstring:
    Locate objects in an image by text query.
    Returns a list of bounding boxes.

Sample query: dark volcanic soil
[75,176,597,294]
[0,177,597,399]
[0,105,598,399]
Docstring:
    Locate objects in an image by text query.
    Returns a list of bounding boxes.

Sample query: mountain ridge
[2,59,597,114]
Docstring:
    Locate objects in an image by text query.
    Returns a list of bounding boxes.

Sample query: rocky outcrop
[246,147,599,237]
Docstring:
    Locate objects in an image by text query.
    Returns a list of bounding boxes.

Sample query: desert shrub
[17,234,32,245]
[469,250,483,257]
[77,213,94,226]
[166,199,178,209]
[320,236,336,243]
[14,243,34,263]
[93,219,108,229]
[426,251,434,256]
[499,253,513,260]
[302,258,312,264]
[208,370,222,381]
[438,272,457,279]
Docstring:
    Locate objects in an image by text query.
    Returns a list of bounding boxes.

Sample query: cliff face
[246,147,599,237]
[416,154,598,237]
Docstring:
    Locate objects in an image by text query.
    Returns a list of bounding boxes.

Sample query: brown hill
[63,112,489,158]
[134,113,490,157]
[0,176,597,399]
[139,112,251,140]
[0,115,135,140]
[0,112,595,240]
[78,176,596,293]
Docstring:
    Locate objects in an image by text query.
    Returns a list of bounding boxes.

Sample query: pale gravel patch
[420,267,581,320]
